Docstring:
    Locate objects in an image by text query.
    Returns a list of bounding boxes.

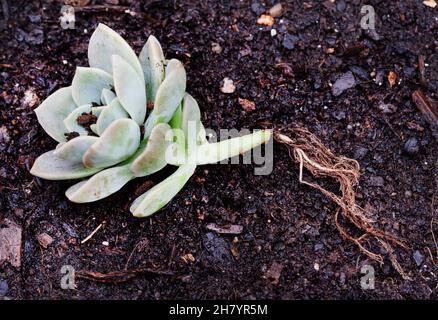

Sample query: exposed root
[275,127,411,280]
[76,267,174,284]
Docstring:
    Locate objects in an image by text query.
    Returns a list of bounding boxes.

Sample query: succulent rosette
[30,23,271,217]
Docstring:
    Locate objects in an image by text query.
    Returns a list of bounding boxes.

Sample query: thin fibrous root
[274,127,411,280]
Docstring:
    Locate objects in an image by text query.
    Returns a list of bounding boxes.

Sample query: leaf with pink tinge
[66,164,134,203]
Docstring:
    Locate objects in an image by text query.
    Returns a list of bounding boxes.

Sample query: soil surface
[1,0,438,299]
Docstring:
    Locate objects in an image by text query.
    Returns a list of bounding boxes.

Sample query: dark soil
[1,0,438,299]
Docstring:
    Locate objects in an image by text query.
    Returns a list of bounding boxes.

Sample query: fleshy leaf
[53,136,99,163]
[90,124,99,135]
[30,150,100,180]
[130,163,196,217]
[63,104,92,135]
[88,23,143,80]
[143,59,186,137]
[181,93,207,145]
[196,130,272,164]
[95,98,128,135]
[130,123,171,177]
[100,88,116,105]
[112,55,147,125]
[66,164,134,203]
[34,87,77,142]
[91,106,105,117]
[71,67,113,106]
[82,118,140,168]
[169,104,182,129]
[139,35,165,103]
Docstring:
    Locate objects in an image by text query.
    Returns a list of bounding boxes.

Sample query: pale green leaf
[130,163,196,217]
[82,118,140,168]
[139,35,165,103]
[63,104,92,135]
[130,123,171,177]
[53,136,99,163]
[196,130,272,164]
[34,87,77,142]
[169,104,182,129]
[181,93,207,145]
[143,59,186,137]
[71,67,113,106]
[66,164,134,203]
[112,55,147,125]
[100,88,116,105]
[88,23,143,80]
[30,150,100,180]
[95,98,128,135]
[91,106,105,117]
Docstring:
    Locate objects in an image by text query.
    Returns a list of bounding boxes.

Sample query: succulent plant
[30,23,271,217]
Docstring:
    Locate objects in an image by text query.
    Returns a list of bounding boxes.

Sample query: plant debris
[76,267,174,283]
[238,97,256,112]
[206,223,243,235]
[266,262,283,285]
[387,71,397,87]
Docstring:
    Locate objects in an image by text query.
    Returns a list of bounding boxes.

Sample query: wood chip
[257,14,274,27]
[37,232,54,249]
[266,262,283,284]
[206,223,243,235]
[181,253,195,263]
[412,90,438,126]
[388,71,397,87]
[423,0,437,8]
[238,98,256,112]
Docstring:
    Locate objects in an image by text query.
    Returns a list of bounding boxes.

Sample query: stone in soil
[332,71,356,97]
[413,250,424,266]
[282,33,299,50]
[404,137,419,155]
[202,232,231,264]
[369,176,384,187]
[0,278,8,296]
[0,219,22,268]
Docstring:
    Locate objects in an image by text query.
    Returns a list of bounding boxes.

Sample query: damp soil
[1,0,438,299]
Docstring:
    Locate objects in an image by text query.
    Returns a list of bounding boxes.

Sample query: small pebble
[0,279,8,296]
[102,241,109,246]
[404,137,419,155]
[282,33,299,50]
[220,77,236,94]
[332,71,356,96]
[269,3,283,17]
[211,42,222,54]
[413,250,424,266]
[270,29,277,37]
